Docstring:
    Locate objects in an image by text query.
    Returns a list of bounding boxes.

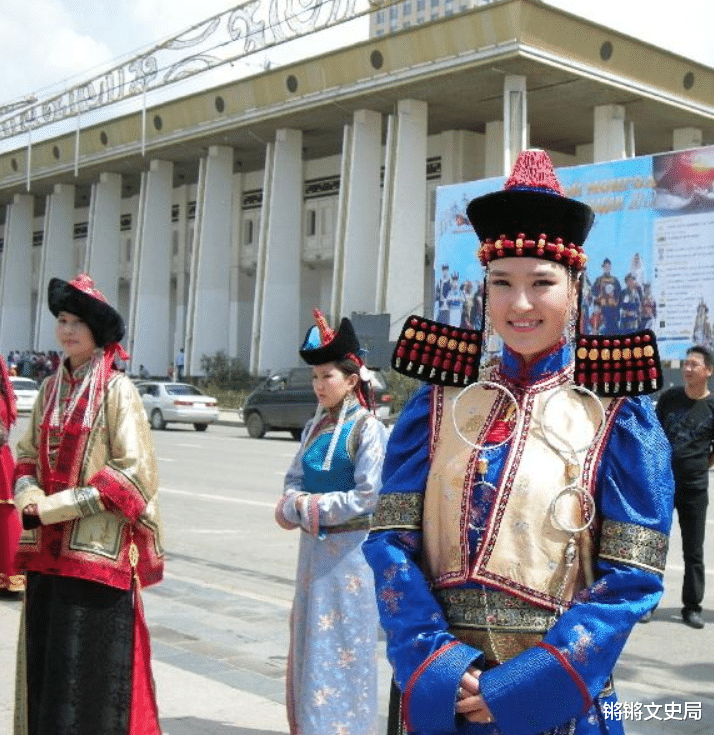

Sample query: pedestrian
[364,150,674,735]
[175,348,185,381]
[0,354,23,595]
[656,345,714,629]
[275,309,387,735]
[139,363,150,379]
[13,273,164,735]
[592,258,621,334]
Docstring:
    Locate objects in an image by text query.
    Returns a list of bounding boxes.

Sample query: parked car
[136,381,219,431]
[241,367,392,439]
[9,376,40,413]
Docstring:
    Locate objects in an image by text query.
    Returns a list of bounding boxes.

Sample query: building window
[389,6,398,18]
[417,0,425,9]
[403,1,412,13]
[404,20,410,27]
[376,10,384,23]
[306,209,317,237]
[245,218,254,245]
[416,14,424,22]
[431,0,439,7]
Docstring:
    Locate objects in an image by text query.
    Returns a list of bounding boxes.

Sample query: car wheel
[246,412,266,438]
[290,428,302,441]
[194,423,208,432]
[150,410,166,431]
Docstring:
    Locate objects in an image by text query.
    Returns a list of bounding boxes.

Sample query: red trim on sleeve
[90,467,146,522]
[13,461,37,484]
[537,642,592,713]
[403,640,460,732]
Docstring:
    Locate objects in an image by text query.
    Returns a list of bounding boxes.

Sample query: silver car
[9,376,40,413]
[137,381,219,431]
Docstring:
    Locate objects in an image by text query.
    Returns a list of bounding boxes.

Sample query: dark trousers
[674,483,709,613]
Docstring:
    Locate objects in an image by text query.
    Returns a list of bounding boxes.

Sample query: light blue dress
[276,396,388,735]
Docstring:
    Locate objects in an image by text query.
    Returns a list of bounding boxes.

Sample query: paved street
[2,415,714,734]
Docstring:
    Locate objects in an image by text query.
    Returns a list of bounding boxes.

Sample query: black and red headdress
[391,150,662,396]
[467,149,592,271]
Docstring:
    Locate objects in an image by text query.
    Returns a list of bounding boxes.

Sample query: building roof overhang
[1,0,713,206]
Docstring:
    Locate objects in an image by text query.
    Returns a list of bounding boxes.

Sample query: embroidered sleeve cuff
[371,492,423,531]
[37,487,105,525]
[598,519,668,575]
[297,494,321,536]
[275,494,301,530]
[479,643,590,735]
[89,467,146,522]
[14,475,45,509]
[403,641,483,734]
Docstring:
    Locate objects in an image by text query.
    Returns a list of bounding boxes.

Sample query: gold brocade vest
[423,369,619,612]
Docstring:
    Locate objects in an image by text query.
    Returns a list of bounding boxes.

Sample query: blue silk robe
[276,397,388,735]
[363,343,674,735]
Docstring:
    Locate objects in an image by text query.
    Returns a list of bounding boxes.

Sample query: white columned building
[85,172,122,307]
[35,184,75,351]
[376,99,428,338]
[0,194,34,350]
[128,159,173,375]
[331,109,383,320]
[251,129,303,374]
[185,145,234,376]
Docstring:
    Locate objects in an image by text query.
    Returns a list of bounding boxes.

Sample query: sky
[1,0,713,111]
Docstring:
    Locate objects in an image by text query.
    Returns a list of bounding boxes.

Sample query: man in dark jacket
[657,345,714,629]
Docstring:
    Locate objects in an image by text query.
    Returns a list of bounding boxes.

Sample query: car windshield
[11,379,38,390]
[166,384,204,396]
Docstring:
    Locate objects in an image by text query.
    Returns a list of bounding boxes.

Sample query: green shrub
[384,368,421,415]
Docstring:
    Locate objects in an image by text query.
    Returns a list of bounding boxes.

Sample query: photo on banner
[434,145,714,361]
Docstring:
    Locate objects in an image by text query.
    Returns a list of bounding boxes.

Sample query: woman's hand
[22,503,42,530]
[455,667,495,725]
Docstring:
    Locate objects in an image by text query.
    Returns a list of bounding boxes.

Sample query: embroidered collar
[500,339,573,387]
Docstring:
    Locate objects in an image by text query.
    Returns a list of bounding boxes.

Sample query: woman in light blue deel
[275,309,388,735]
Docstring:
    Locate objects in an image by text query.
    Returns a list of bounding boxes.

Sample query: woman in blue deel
[363,150,674,735]
[276,310,387,735]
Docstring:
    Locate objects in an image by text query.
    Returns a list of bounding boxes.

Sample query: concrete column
[0,194,34,351]
[127,159,173,376]
[439,130,483,185]
[173,184,189,360]
[504,75,528,173]
[251,129,302,375]
[331,109,382,320]
[185,145,233,376]
[376,99,428,339]
[85,172,121,307]
[228,172,243,360]
[484,121,504,177]
[35,184,75,351]
[593,105,627,163]
[673,127,703,151]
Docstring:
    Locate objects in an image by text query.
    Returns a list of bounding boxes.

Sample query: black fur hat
[48,274,125,347]
[299,310,360,366]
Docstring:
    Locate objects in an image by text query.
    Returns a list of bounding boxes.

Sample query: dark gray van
[241,367,392,439]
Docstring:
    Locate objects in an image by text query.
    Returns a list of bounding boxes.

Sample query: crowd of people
[0,150,710,735]
[5,350,60,382]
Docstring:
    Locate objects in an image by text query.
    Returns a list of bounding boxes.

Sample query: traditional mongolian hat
[391,149,662,396]
[467,149,593,271]
[48,274,125,347]
[299,310,360,366]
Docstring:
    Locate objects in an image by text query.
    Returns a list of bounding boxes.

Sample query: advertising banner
[434,146,714,360]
